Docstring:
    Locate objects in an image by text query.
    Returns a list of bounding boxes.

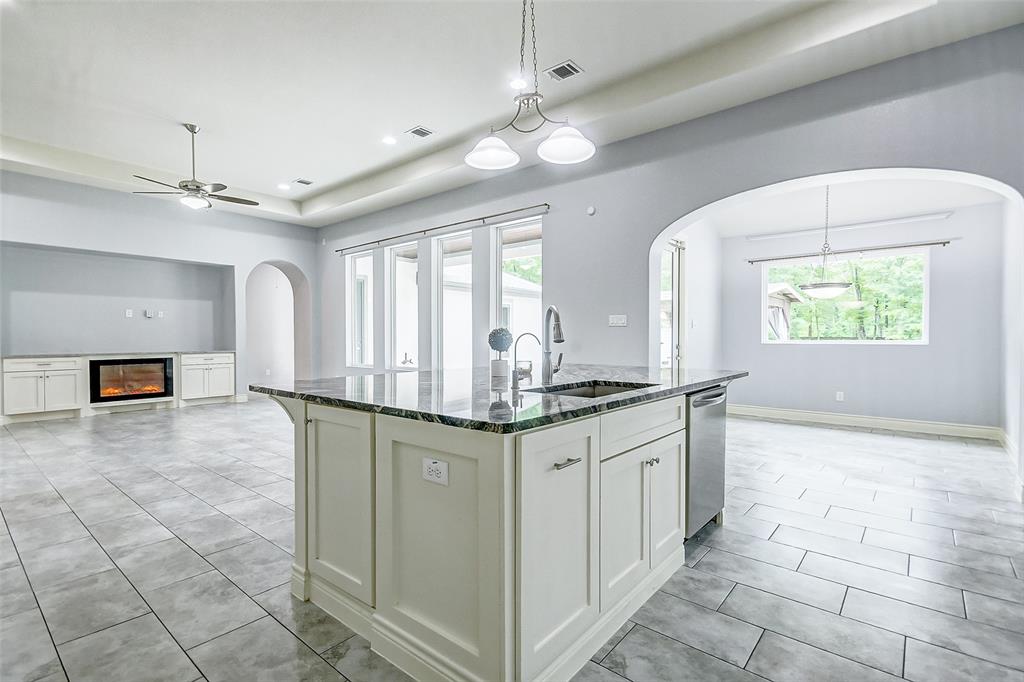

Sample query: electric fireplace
[89,358,174,403]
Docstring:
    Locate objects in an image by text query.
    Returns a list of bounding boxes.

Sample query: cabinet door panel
[600,446,650,609]
[649,430,686,568]
[3,372,45,415]
[307,405,374,606]
[43,371,81,411]
[206,365,235,397]
[519,418,600,680]
[180,366,207,399]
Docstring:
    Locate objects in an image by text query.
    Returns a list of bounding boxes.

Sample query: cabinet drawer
[600,396,685,460]
[3,357,81,372]
[180,353,234,366]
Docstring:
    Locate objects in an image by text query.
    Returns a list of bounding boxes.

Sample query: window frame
[434,229,474,370]
[759,246,930,346]
[494,216,543,335]
[346,250,375,367]
[384,241,419,369]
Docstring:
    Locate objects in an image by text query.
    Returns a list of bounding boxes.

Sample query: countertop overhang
[250,364,748,434]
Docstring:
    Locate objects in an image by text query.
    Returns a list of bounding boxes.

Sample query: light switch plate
[608,314,627,327]
[422,457,449,486]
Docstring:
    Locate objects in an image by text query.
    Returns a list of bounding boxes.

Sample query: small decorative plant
[488,327,514,359]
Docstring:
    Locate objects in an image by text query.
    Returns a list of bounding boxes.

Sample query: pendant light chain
[519,0,527,82]
[530,0,538,91]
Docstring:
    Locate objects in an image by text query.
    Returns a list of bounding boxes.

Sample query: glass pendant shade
[180,193,212,210]
[799,281,852,299]
[537,125,595,165]
[464,136,520,170]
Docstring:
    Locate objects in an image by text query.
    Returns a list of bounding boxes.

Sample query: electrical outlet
[157,311,165,319]
[124,309,133,318]
[144,309,154,319]
[265,369,271,376]
[422,457,449,486]
[608,314,627,327]
[836,391,845,402]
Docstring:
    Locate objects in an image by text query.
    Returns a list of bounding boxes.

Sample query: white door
[3,372,45,415]
[600,445,651,608]
[206,365,235,397]
[307,404,374,606]
[181,366,208,399]
[43,370,81,411]
[649,430,686,568]
[518,418,600,680]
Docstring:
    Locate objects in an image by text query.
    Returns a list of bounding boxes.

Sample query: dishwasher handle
[692,390,726,408]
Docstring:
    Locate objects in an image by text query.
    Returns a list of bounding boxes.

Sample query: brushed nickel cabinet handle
[646,457,661,466]
[554,457,582,470]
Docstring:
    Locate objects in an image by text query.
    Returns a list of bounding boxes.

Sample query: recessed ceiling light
[277,183,291,191]
[382,136,397,145]
[510,76,527,90]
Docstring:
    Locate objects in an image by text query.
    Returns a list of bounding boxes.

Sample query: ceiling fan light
[465,136,520,170]
[180,193,212,210]
[798,282,852,299]
[537,125,595,165]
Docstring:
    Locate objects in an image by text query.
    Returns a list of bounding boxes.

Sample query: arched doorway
[245,260,313,388]
[648,168,1024,476]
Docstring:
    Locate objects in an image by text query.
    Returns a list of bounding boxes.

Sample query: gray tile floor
[1,401,1022,681]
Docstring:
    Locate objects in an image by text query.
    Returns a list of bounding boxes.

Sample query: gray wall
[0,171,320,392]
[1,244,232,354]
[720,202,1005,426]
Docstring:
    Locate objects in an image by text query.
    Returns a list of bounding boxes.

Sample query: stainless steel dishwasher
[685,385,728,537]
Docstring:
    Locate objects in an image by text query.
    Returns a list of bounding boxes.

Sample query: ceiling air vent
[293,178,314,186]
[545,60,583,81]
[406,126,434,138]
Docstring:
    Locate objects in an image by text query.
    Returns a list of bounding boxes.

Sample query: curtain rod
[334,203,550,255]
[747,239,952,265]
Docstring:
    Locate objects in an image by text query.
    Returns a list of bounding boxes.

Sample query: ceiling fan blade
[203,183,227,193]
[209,194,260,206]
[133,174,181,190]
[133,191,184,195]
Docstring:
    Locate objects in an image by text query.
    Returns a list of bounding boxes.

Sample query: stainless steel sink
[522,381,656,398]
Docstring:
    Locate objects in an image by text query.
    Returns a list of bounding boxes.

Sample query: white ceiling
[704,178,1004,238]
[3,1,1023,227]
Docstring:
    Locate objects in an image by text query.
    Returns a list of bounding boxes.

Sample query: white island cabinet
[256,366,744,682]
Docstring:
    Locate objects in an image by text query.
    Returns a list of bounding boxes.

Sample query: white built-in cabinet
[2,358,83,415]
[292,389,699,682]
[518,418,601,681]
[180,353,235,399]
[600,429,686,607]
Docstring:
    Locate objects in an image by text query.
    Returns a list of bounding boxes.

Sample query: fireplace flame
[99,385,163,397]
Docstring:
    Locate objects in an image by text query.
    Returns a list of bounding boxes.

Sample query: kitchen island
[251,364,747,682]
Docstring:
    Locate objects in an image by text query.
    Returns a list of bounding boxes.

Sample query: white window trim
[760,246,930,346]
[384,241,419,369]
[494,215,543,333]
[346,250,375,367]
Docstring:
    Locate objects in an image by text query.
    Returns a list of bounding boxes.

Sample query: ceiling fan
[133,123,259,209]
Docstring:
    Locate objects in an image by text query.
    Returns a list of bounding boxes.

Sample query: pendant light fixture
[798,185,852,300]
[465,0,595,170]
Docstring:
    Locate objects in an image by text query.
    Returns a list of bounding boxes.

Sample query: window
[497,219,542,372]
[659,246,679,369]
[762,249,928,344]
[347,251,374,365]
[386,242,418,367]
[437,231,473,369]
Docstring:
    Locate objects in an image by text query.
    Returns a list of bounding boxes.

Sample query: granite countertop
[250,363,748,434]
[3,351,235,359]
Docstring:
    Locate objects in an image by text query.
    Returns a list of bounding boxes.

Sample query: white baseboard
[727,404,1003,441]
